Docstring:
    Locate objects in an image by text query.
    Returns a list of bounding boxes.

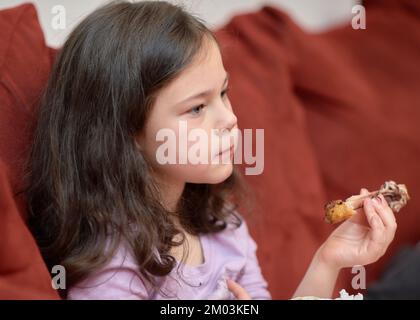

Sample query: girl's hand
[227,279,251,300]
[318,188,397,270]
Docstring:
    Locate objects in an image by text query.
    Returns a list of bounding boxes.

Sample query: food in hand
[324,181,410,224]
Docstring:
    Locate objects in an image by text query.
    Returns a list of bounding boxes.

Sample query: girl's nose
[215,101,237,132]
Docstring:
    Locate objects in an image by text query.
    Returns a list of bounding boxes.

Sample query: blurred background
[0,0,359,47]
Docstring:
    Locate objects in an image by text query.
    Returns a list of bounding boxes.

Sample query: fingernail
[372,197,381,205]
[379,194,386,203]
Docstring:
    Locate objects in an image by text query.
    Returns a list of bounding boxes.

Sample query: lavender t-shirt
[67,219,271,300]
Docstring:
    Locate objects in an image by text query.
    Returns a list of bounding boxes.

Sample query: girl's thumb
[360,188,369,195]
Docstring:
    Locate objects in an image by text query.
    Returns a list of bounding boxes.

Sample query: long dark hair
[25,0,246,297]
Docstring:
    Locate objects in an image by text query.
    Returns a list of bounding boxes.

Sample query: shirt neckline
[174,233,212,274]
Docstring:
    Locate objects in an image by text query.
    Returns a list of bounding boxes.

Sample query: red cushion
[217,1,420,298]
[0,3,55,218]
[0,159,59,299]
[216,8,333,299]
[0,3,59,299]
[294,0,420,291]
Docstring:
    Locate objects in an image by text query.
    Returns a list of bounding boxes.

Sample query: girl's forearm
[292,251,341,299]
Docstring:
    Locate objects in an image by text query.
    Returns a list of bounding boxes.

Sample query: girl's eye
[221,87,230,98]
[188,104,205,116]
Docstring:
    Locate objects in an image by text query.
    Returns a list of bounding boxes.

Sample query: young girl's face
[137,37,238,186]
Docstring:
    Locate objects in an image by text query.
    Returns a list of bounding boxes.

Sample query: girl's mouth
[216,145,234,160]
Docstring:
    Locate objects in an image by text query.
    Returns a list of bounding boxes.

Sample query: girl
[27,1,397,300]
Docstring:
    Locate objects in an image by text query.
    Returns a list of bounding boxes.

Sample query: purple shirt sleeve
[67,243,150,299]
[235,221,271,300]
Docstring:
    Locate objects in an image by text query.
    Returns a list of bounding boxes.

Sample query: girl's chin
[184,163,234,185]
[204,163,234,184]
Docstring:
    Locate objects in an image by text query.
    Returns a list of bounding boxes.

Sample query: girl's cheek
[150,116,220,166]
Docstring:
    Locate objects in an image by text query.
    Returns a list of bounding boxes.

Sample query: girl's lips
[215,145,234,160]
[219,145,233,155]
[214,135,237,159]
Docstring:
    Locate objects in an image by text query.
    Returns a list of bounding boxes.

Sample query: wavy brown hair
[25,0,247,298]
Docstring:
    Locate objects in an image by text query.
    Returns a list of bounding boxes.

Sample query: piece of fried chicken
[324,181,410,224]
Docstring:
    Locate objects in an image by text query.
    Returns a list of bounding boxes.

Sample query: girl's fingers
[226,279,251,300]
[360,188,369,195]
[348,188,370,225]
[373,194,397,226]
[363,197,386,245]
[371,194,397,242]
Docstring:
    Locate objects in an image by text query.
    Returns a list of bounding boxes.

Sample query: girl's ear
[135,139,142,151]
[134,134,143,151]
[134,133,144,151]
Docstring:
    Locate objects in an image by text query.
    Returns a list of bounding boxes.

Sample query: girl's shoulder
[67,239,150,300]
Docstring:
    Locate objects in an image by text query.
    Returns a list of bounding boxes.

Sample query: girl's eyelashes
[221,86,230,98]
[188,104,206,117]
[185,87,230,117]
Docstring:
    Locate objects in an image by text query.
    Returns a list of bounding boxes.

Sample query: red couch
[0,3,59,299]
[1,0,419,299]
[216,0,420,298]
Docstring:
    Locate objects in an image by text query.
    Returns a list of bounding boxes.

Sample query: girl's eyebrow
[174,73,229,106]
